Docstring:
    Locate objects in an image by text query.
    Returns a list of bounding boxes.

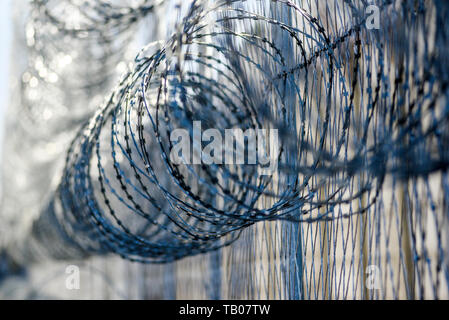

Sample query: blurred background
[0,0,12,165]
[0,0,448,300]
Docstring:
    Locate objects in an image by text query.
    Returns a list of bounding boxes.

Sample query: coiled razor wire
[2,0,449,299]
[34,0,163,36]
[0,0,159,252]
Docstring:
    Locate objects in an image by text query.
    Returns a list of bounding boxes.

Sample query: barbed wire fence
[1,0,449,299]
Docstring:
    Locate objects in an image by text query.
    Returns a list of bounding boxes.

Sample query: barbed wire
[2,0,449,298]
[37,0,449,263]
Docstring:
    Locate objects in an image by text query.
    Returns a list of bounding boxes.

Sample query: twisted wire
[44,0,449,265]
[1,0,449,299]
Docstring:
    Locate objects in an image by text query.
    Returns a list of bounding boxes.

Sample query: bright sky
[0,0,12,159]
